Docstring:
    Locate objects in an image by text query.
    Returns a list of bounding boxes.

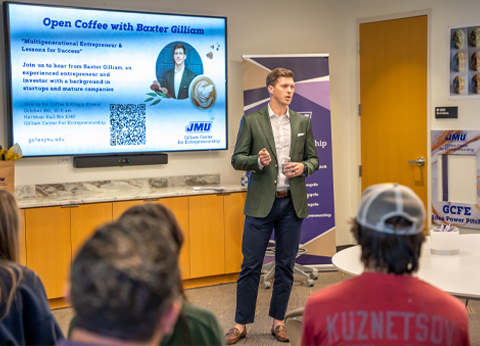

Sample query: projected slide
[5,3,227,156]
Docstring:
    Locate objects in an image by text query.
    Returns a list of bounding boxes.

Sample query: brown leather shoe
[225,327,247,345]
[271,324,289,342]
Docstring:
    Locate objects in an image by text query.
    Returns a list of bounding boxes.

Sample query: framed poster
[449,24,480,99]
[431,130,480,229]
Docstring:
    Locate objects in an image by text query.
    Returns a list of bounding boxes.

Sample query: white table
[332,234,480,300]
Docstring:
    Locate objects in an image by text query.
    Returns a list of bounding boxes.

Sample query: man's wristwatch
[302,162,308,177]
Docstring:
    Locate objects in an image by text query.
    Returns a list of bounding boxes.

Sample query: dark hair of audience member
[119,203,185,298]
[119,203,193,345]
[351,216,425,275]
[0,189,23,320]
[119,203,183,252]
[70,216,180,342]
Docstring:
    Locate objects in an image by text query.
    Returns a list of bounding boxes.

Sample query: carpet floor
[52,270,480,345]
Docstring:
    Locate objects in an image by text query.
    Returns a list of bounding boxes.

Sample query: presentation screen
[4,2,227,157]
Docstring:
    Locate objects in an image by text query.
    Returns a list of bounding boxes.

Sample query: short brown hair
[266,68,294,88]
[173,43,186,55]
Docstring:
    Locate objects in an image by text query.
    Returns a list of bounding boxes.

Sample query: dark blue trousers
[235,196,303,324]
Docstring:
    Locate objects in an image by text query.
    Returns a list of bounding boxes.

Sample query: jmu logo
[446,133,466,141]
[185,121,212,133]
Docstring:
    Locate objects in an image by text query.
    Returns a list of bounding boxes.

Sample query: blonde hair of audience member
[0,189,23,319]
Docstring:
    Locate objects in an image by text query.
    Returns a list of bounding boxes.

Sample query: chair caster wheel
[263,281,271,289]
[306,279,314,287]
[310,273,318,280]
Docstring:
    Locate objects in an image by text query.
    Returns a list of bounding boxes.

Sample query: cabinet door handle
[61,205,80,208]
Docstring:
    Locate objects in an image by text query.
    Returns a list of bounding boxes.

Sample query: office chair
[261,245,318,289]
[284,307,305,346]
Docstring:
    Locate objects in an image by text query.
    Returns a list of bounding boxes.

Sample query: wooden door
[360,16,428,208]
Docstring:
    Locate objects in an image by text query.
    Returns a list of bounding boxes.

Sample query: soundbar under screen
[4,2,227,157]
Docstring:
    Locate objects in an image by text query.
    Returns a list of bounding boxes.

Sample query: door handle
[408,157,425,167]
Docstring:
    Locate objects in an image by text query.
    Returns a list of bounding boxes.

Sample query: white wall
[3,0,479,246]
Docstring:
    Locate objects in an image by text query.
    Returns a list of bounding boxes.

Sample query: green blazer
[231,106,319,218]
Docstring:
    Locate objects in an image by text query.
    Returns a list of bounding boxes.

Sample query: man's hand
[283,162,304,178]
[258,148,271,166]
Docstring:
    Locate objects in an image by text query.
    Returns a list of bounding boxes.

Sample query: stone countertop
[14,174,246,209]
[17,185,246,209]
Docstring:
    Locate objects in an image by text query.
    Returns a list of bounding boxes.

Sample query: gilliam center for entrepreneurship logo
[185,121,212,133]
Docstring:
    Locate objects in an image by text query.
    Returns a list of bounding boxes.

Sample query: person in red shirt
[301,183,470,346]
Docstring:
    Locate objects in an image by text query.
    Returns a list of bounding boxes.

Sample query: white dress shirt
[174,67,184,98]
[258,104,291,192]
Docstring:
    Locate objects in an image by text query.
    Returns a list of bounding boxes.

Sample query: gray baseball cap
[356,183,426,235]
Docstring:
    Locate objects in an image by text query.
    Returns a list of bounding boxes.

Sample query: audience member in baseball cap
[301,183,470,346]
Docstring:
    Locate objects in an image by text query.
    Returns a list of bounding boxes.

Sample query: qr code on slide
[110,104,146,146]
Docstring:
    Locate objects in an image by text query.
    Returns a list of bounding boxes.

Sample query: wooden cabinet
[113,197,190,279]
[189,195,225,278]
[71,203,113,258]
[112,200,144,220]
[25,207,71,299]
[159,197,190,279]
[224,193,246,274]
[24,204,113,299]
[22,191,245,300]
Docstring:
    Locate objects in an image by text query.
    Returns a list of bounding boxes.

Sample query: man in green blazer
[226,68,319,344]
